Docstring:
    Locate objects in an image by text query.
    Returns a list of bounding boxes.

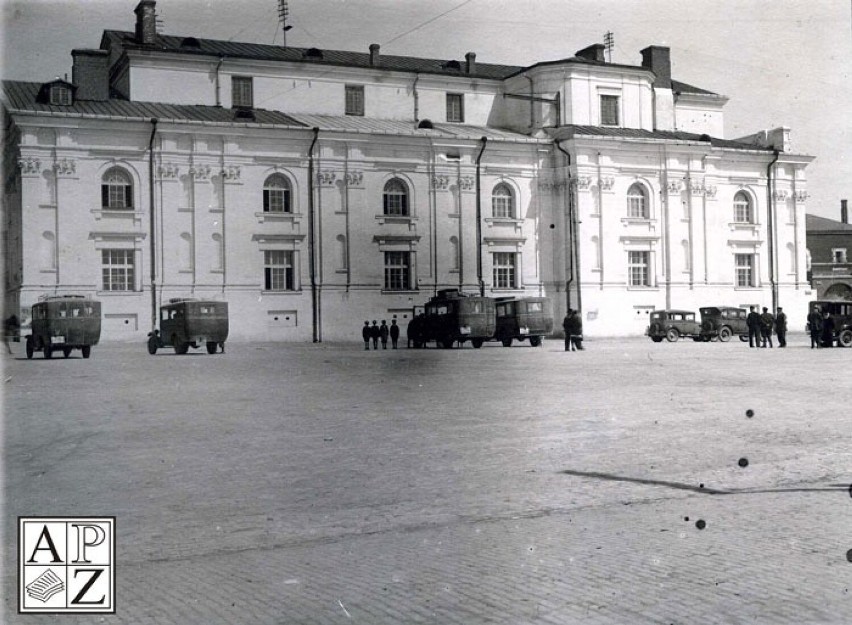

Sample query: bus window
[527,302,542,313]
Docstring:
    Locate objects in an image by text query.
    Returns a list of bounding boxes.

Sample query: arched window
[101,167,133,209]
[626,183,647,218]
[492,183,515,218]
[383,178,409,216]
[733,192,752,223]
[263,174,291,213]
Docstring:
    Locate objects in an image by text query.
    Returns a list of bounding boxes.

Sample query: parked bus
[493,296,553,346]
[417,289,496,349]
[25,295,101,359]
[148,299,229,355]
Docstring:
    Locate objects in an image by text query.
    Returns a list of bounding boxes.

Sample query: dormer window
[50,85,72,106]
[232,76,253,108]
[37,80,75,106]
[600,95,620,126]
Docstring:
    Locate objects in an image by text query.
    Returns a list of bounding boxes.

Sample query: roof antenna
[603,31,614,62]
[278,0,293,47]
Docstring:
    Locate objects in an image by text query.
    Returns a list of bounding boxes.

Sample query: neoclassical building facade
[2,1,814,340]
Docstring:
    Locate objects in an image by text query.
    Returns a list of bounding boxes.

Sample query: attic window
[417,119,434,129]
[50,85,72,106]
[303,48,324,59]
[442,60,461,71]
[180,37,201,48]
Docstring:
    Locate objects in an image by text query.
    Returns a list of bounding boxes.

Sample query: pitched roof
[548,125,772,151]
[671,80,719,96]
[806,214,852,232]
[1,80,306,127]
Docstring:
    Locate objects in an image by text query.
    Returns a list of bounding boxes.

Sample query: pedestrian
[759,307,774,348]
[746,306,761,348]
[775,307,787,348]
[563,309,584,352]
[370,320,380,350]
[562,310,573,352]
[379,320,389,349]
[4,314,19,355]
[389,319,400,349]
[807,305,823,349]
[820,311,836,348]
[361,320,371,350]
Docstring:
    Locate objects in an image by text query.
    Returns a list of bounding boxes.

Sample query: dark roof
[1,80,306,127]
[102,30,523,81]
[806,214,852,232]
[671,80,719,96]
[548,125,772,151]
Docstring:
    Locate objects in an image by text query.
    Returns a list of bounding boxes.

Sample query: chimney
[640,46,671,89]
[575,44,606,63]
[134,0,157,46]
[842,199,848,225]
[72,49,110,101]
[465,52,476,74]
[369,43,380,66]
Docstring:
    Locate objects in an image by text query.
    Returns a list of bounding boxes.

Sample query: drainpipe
[524,74,535,129]
[556,141,581,315]
[148,118,158,330]
[214,56,224,106]
[766,149,780,312]
[413,74,420,122]
[51,152,60,292]
[475,136,487,296]
[308,127,320,342]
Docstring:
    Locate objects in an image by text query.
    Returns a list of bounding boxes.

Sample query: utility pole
[278,0,293,47]
[603,31,614,63]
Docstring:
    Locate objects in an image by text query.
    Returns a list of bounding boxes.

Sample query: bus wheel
[472,338,484,349]
[81,346,91,359]
[147,336,159,355]
[501,338,512,347]
[529,336,542,347]
[63,347,72,358]
[25,337,34,359]
[206,341,218,354]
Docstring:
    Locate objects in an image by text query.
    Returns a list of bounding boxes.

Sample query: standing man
[379,320,389,350]
[562,310,573,352]
[389,319,400,349]
[759,307,774,348]
[820,311,836,348]
[362,321,371,350]
[775,307,787,348]
[4,314,19,355]
[746,306,762,348]
[370,320,380,350]
[569,310,584,351]
[807,305,823,349]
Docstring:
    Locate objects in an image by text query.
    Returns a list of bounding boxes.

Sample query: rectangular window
[50,86,71,106]
[832,248,848,264]
[735,253,755,287]
[101,249,135,291]
[264,250,294,291]
[628,251,650,286]
[492,252,516,289]
[232,76,253,108]
[384,251,411,291]
[446,93,464,123]
[345,85,364,116]
[600,95,620,126]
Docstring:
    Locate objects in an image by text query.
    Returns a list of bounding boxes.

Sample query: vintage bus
[26,295,101,359]
[148,299,229,355]
[493,296,553,347]
[416,289,496,349]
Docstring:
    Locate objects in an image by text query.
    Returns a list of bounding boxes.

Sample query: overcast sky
[2,0,850,220]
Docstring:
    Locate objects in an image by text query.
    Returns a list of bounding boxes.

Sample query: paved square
[3,336,850,623]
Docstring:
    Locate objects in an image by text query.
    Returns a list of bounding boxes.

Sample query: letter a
[26,525,62,563]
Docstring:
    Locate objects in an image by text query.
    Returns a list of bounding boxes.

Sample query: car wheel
[44,345,52,359]
[651,336,663,343]
[529,336,542,347]
[25,337,34,359]
[501,338,512,347]
[738,335,749,342]
[81,346,91,359]
[838,329,852,348]
[63,347,72,358]
[666,328,679,342]
[147,336,159,355]
[206,341,218,354]
[471,338,484,349]
[718,326,732,342]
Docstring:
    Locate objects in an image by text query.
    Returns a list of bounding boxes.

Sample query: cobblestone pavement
[3,335,851,624]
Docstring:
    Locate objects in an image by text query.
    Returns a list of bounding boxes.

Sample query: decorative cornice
[599,177,615,191]
[189,165,212,180]
[704,184,718,198]
[689,180,704,196]
[773,189,789,201]
[221,165,241,181]
[575,176,592,190]
[345,171,363,188]
[432,174,451,191]
[794,190,808,203]
[158,163,180,179]
[53,158,76,176]
[666,180,683,195]
[18,157,41,175]
[459,176,475,192]
[317,171,337,187]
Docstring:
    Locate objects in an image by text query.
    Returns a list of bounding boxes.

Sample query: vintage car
[493,296,553,347]
[699,306,750,342]
[646,309,701,342]
[147,298,229,355]
[807,300,852,347]
[25,295,102,359]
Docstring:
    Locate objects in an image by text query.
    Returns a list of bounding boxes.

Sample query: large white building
[2,1,815,341]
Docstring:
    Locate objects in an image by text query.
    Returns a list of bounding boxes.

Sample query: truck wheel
[81,346,91,359]
[471,338,484,349]
[718,326,732,342]
[651,337,663,343]
[529,336,542,347]
[501,338,512,347]
[206,341,218,354]
[25,337,34,359]
[63,347,72,358]
[838,329,852,348]
[666,328,679,342]
[147,336,159,355]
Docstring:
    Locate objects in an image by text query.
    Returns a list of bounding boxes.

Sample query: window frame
[626,183,648,219]
[101,167,133,210]
[263,174,292,213]
[832,248,847,264]
[382,178,409,216]
[600,94,620,126]
[446,93,464,123]
[735,253,755,287]
[345,85,365,116]
[101,249,135,292]
[492,251,517,289]
[733,191,753,224]
[264,250,295,292]
[50,85,72,106]
[492,183,515,219]
[384,251,412,291]
[627,250,651,287]
[232,75,254,108]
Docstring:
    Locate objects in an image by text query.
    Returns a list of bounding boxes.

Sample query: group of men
[745,306,787,348]
[361,319,400,350]
[806,305,837,349]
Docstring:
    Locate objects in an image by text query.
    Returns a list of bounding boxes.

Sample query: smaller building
[806,200,852,300]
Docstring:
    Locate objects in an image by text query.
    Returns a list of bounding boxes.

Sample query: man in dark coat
[820,312,836,348]
[562,309,584,351]
[759,307,774,348]
[370,320,380,350]
[361,321,371,350]
[746,306,762,348]
[807,305,823,348]
[775,307,787,347]
[389,319,400,349]
[562,310,573,351]
[379,320,389,349]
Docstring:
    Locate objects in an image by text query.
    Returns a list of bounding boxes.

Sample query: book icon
[26,569,64,603]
